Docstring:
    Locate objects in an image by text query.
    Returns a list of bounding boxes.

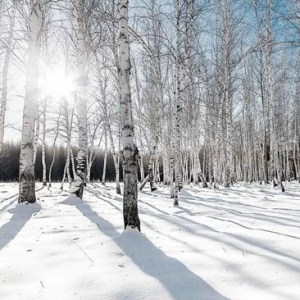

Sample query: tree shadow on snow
[181,190,266,211]
[0,198,18,212]
[179,192,300,230]
[86,187,122,212]
[62,195,230,300]
[0,201,41,251]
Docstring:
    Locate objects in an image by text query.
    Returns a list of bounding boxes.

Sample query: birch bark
[101,126,108,185]
[0,1,16,153]
[173,0,183,206]
[19,0,42,203]
[118,0,140,231]
[42,98,47,186]
[71,0,87,199]
[48,108,61,187]
[222,0,234,188]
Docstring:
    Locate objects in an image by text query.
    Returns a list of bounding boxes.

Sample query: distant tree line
[0,142,120,183]
[0,141,297,185]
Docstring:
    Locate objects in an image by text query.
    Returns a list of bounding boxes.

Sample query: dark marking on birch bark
[19,172,36,203]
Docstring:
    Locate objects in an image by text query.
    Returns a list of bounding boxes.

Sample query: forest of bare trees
[0,0,300,228]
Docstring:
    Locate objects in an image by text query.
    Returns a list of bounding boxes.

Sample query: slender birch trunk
[173,0,184,206]
[132,59,145,184]
[223,0,234,188]
[0,1,16,153]
[139,153,145,182]
[265,0,282,190]
[93,42,121,193]
[87,124,103,183]
[42,98,47,186]
[106,107,121,192]
[108,118,121,194]
[19,0,42,203]
[162,147,169,185]
[118,0,140,230]
[109,0,123,195]
[66,146,72,184]
[33,111,40,164]
[61,148,70,190]
[116,149,121,192]
[48,109,61,187]
[71,0,87,199]
[169,132,175,197]
[293,120,299,181]
[154,155,160,183]
[213,100,223,188]
[0,1,4,30]
[70,147,76,179]
[63,150,71,189]
[101,126,108,185]
[146,60,163,192]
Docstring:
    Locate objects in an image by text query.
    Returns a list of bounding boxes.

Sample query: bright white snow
[1,182,300,300]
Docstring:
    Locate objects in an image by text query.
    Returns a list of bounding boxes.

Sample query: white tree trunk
[0,1,4,30]
[70,147,76,181]
[118,0,140,231]
[48,109,61,187]
[61,148,70,190]
[42,98,47,186]
[33,109,40,164]
[139,153,145,182]
[19,0,42,203]
[0,1,16,153]
[222,0,234,188]
[71,0,87,199]
[101,126,108,185]
[173,0,182,206]
[108,119,121,194]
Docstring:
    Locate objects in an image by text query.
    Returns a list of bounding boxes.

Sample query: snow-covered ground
[1,182,300,300]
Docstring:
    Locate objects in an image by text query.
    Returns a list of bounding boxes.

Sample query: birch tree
[71,0,88,199]
[173,0,184,205]
[41,98,47,186]
[0,0,16,153]
[19,0,43,203]
[118,0,140,231]
[48,107,61,187]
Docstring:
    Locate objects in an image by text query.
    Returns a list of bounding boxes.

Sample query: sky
[2,0,300,143]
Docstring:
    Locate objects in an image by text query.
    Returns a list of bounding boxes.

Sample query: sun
[40,65,76,103]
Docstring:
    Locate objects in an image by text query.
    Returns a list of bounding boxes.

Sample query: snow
[1,182,300,300]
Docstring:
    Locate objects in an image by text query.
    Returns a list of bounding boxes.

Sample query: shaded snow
[1,182,300,299]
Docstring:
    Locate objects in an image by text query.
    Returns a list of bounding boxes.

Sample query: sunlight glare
[41,66,76,103]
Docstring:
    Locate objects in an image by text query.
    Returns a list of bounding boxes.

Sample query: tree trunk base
[124,203,141,232]
[202,181,208,188]
[116,183,121,194]
[70,179,85,199]
[19,173,36,203]
[139,175,149,191]
[170,184,174,198]
[75,185,84,199]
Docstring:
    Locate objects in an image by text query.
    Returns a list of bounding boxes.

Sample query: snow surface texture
[1,182,300,300]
